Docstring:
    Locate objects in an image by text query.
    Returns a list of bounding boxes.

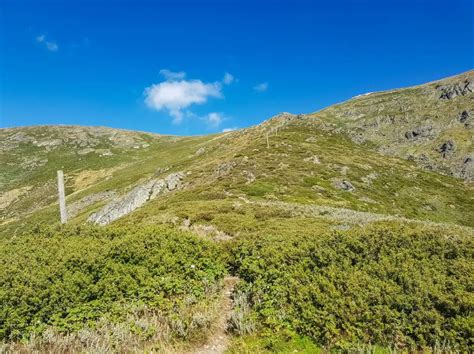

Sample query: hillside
[310,70,473,180]
[1,71,473,352]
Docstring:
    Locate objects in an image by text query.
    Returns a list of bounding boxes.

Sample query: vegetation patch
[228,222,474,351]
[0,224,226,350]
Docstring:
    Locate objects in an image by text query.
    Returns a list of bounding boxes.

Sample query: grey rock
[88,172,184,225]
[404,125,435,140]
[460,156,473,181]
[459,110,470,123]
[332,178,356,192]
[165,172,184,190]
[437,79,473,99]
[215,162,236,177]
[459,110,472,128]
[68,190,116,218]
[438,141,455,158]
[195,147,206,155]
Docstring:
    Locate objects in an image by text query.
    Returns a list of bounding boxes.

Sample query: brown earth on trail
[192,276,239,354]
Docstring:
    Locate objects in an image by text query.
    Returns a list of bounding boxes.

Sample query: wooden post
[57,170,68,224]
[266,132,269,149]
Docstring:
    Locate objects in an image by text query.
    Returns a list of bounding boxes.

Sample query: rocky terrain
[308,70,474,180]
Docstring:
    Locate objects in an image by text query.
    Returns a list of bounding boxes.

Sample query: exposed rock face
[88,172,184,225]
[437,79,473,99]
[68,191,116,218]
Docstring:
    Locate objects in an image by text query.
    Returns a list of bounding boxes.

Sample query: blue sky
[1,0,473,135]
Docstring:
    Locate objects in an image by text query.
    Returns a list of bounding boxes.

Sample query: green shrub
[229,222,474,350]
[0,224,226,341]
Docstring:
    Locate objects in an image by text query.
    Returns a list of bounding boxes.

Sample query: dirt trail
[192,276,239,354]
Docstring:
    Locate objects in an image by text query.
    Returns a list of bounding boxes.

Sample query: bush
[0,224,226,342]
[229,222,474,350]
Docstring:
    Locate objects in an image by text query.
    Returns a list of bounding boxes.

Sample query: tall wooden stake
[57,170,68,224]
[266,132,270,148]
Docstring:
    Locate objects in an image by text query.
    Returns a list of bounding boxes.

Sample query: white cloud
[206,112,224,127]
[222,127,238,132]
[253,82,268,92]
[36,34,58,52]
[144,76,222,123]
[223,72,235,85]
[159,69,186,81]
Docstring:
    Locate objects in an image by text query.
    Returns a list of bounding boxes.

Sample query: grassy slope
[2,119,472,238]
[1,72,473,351]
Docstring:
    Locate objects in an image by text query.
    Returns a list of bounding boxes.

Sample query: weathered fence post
[57,170,68,224]
[266,132,270,148]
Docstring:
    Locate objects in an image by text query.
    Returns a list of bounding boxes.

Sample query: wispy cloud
[253,82,268,92]
[159,69,186,81]
[144,70,223,123]
[206,112,224,127]
[223,72,235,85]
[36,34,58,52]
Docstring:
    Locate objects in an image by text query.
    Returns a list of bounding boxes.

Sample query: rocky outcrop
[88,172,184,225]
[404,125,436,141]
[459,110,472,128]
[438,141,455,158]
[437,79,474,100]
[68,191,116,218]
